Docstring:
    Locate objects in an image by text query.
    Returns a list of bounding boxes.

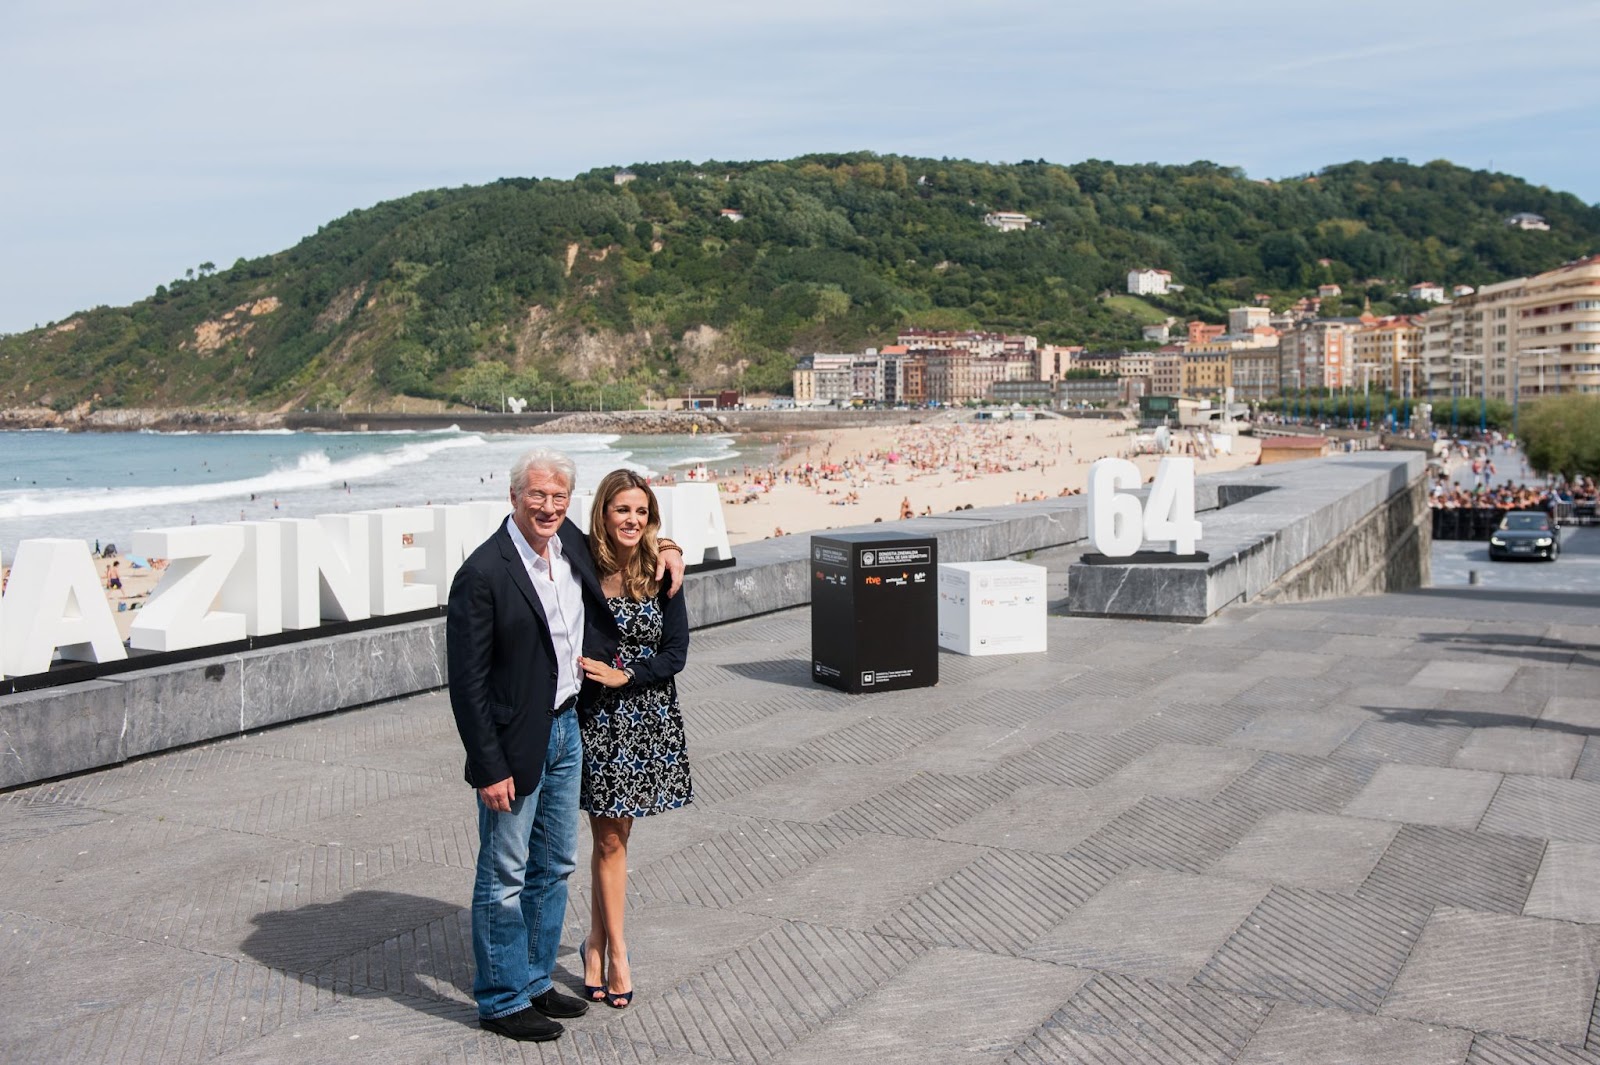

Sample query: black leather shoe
[530,986,590,1019]
[480,1006,563,1042]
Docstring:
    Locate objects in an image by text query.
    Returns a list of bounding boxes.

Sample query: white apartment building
[983,212,1032,232]
[1127,268,1172,296]
[1413,257,1600,405]
[1517,256,1600,397]
[1408,282,1448,304]
[793,354,854,406]
[1229,307,1271,334]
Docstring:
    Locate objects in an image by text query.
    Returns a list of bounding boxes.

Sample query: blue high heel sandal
[606,949,634,1009]
[582,934,607,1002]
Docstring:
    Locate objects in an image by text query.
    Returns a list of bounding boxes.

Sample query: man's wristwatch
[621,666,635,685]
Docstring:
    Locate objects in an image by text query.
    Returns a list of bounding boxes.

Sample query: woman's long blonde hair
[588,469,661,600]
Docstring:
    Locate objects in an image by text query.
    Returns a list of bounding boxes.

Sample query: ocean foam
[0,433,486,519]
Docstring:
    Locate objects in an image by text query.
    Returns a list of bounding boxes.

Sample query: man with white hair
[447,448,683,1042]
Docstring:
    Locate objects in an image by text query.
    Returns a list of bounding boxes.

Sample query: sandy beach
[712,413,1262,545]
[4,413,1260,637]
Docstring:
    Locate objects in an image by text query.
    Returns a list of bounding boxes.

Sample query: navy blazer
[446,518,621,795]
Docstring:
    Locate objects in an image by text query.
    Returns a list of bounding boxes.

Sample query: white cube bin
[936,561,1048,656]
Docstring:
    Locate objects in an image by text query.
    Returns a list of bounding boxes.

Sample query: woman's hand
[578,656,629,688]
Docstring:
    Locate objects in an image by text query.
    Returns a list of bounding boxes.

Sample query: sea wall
[0,453,1425,789]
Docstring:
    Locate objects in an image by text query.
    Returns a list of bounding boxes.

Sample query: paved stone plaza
[2,539,1599,1064]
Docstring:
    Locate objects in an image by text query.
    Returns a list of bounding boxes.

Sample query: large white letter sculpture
[655,483,734,566]
[0,539,126,676]
[280,515,372,626]
[219,521,285,636]
[416,501,506,605]
[0,481,736,676]
[1087,456,1202,557]
[363,507,437,615]
[129,526,247,652]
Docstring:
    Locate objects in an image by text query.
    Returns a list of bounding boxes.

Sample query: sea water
[0,427,747,558]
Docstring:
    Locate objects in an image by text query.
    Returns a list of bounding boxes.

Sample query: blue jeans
[471,710,582,1019]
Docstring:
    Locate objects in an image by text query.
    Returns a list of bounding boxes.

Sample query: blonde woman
[576,470,692,1009]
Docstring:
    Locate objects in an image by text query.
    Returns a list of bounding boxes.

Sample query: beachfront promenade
[2,541,1599,1064]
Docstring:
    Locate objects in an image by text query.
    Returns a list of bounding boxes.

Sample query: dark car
[1488,511,1561,561]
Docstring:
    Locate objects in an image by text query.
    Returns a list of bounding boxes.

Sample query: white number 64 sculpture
[1087,457,1203,557]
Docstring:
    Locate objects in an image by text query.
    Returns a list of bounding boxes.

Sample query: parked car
[1488,511,1561,561]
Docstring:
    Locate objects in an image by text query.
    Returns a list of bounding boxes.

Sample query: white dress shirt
[506,517,586,708]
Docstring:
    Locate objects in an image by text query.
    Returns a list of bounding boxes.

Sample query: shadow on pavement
[241,890,477,1026]
[1363,705,1600,737]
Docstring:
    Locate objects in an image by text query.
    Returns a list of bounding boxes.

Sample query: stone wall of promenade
[0,453,1425,790]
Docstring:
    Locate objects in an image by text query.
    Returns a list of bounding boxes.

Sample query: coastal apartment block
[1416,256,1600,405]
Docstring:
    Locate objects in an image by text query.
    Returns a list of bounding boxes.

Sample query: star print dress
[579,595,694,818]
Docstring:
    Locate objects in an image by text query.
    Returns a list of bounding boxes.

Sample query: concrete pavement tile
[1342,764,1503,829]
[1575,737,1600,783]
[599,922,930,1062]
[630,818,860,909]
[1232,1003,1473,1065]
[1344,685,1442,711]
[1409,661,1520,693]
[1036,697,1155,734]
[1210,811,1399,892]
[1332,713,1471,767]
[692,747,824,807]
[1509,666,1598,703]
[0,800,111,847]
[769,948,1093,1065]
[0,915,236,1059]
[267,788,476,852]
[1322,655,1428,686]
[1025,868,1268,983]
[1524,841,1600,924]
[1222,707,1369,757]
[939,783,1141,853]
[874,849,1119,954]
[1480,776,1600,845]
[687,708,855,756]
[887,721,1061,775]
[1241,648,1340,675]
[1103,743,1261,801]
[1195,886,1430,1013]
[1073,796,1261,875]
[1357,824,1546,914]
[0,810,214,883]
[1013,972,1272,1064]
[1382,908,1600,1044]
[98,759,446,836]
[1216,752,1379,815]
[1463,1034,1600,1064]
[1429,686,1552,723]
[1143,670,1262,703]
[730,761,919,822]
[15,823,418,946]
[1320,633,1416,658]
[1540,696,1600,734]
[1452,726,1585,777]
[738,832,980,929]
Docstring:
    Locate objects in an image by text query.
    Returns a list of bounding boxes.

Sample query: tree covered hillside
[3,154,1596,410]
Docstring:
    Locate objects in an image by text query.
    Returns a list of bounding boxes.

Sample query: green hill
[4,154,1597,411]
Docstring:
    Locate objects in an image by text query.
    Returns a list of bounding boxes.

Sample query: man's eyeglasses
[522,491,570,507]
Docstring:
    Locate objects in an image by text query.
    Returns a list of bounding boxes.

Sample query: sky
[2,0,1598,335]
